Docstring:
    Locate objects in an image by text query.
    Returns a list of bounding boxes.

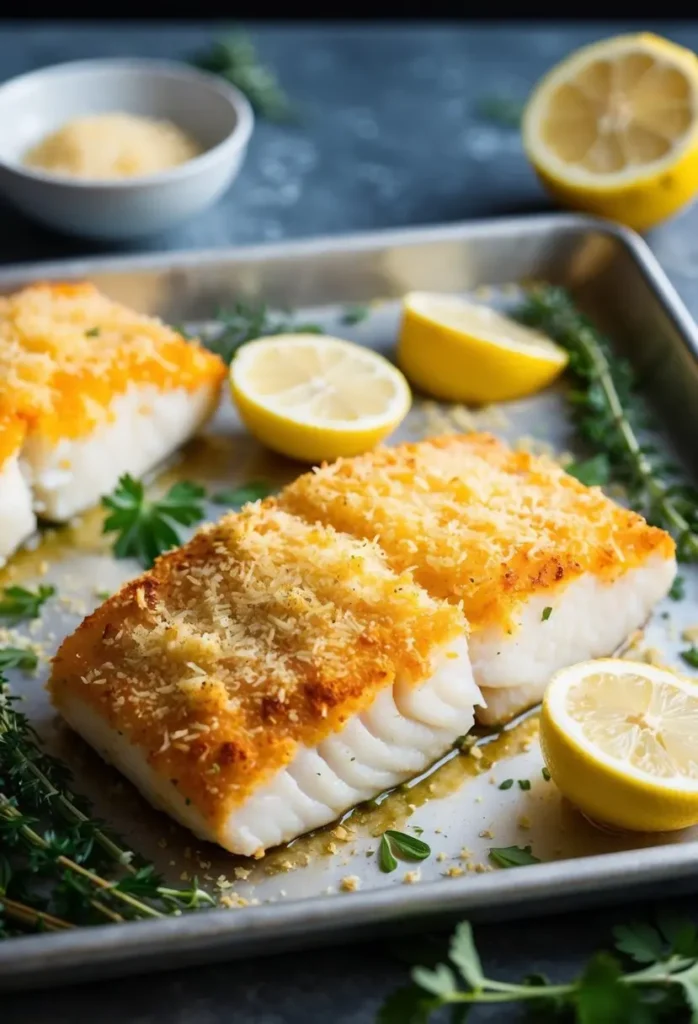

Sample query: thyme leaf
[0,672,214,937]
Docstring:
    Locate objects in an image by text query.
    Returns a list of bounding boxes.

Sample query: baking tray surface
[1,213,698,990]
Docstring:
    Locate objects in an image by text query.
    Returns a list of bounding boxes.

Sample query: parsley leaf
[542,766,551,781]
[498,778,514,790]
[489,844,540,868]
[210,481,274,506]
[84,326,100,337]
[0,647,38,672]
[102,475,207,568]
[575,952,646,1024]
[518,779,531,791]
[681,647,698,669]
[377,984,437,1024]
[0,585,55,624]
[448,921,484,989]
[669,576,686,601]
[541,606,552,621]
[613,923,666,964]
[566,453,611,487]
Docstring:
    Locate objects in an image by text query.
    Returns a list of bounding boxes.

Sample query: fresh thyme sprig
[204,300,323,366]
[380,917,698,1022]
[0,673,214,936]
[102,475,207,568]
[192,33,294,122]
[519,286,698,561]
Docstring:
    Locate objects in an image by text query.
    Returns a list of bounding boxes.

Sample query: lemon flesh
[541,658,698,832]
[523,33,698,231]
[229,334,411,463]
[397,292,568,404]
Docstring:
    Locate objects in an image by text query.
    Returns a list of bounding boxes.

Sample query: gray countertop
[2,20,698,1023]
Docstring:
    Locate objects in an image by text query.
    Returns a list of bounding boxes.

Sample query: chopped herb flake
[542,607,552,622]
[489,845,540,868]
[498,779,514,790]
[669,576,685,601]
[681,646,698,669]
[518,779,531,791]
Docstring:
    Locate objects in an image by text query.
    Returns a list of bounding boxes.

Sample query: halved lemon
[229,334,411,463]
[523,33,698,231]
[397,292,568,404]
[541,659,698,833]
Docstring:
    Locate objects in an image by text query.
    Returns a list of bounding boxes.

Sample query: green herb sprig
[192,33,293,122]
[519,287,698,561]
[0,673,214,937]
[203,301,323,366]
[379,917,698,1022]
[0,585,55,625]
[0,647,38,672]
[102,475,207,568]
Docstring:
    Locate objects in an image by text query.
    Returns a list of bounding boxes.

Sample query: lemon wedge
[523,33,698,231]
[396,292,568,404]
[229,334,411,463]
[540,658,698,832]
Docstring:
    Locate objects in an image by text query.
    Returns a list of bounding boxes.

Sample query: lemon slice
[523,33,698,231]
[541,658,698,832]
[229,334,411,463]
[396,292,568,404]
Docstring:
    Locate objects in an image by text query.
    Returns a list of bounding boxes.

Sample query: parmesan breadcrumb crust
[0,282,225,444]
[280,433,676,631]
[49,502,466,838]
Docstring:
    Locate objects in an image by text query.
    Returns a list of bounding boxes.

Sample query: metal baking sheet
[1,213,698,991]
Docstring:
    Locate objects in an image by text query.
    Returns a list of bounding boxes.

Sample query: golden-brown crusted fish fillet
[280,433,677,722]
[49,501,480,855]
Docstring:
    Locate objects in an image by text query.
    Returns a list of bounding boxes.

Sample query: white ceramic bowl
[0,59,254,240]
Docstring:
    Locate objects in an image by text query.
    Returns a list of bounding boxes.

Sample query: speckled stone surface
[3,21,698,1023]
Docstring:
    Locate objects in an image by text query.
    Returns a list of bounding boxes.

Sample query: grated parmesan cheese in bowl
[23,113,202,181]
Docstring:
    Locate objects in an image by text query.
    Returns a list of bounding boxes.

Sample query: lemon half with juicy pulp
[523,33,698,231]
[229,334,411,463]
[541,658,698,833]
[397,292,568,404]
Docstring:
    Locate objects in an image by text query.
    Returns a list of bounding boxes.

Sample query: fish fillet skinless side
[49,502,482,855]
[281,433,676,724]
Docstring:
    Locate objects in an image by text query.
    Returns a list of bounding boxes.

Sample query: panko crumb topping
[49,501,465,837]
[0,282,225,443]
[281,432,675,630]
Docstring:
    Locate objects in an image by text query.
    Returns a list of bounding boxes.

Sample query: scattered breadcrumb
[403,870,420,884]
[340,875,361,892]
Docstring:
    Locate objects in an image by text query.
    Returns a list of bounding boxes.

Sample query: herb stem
[578,327,698,547]
[0,797,164,921]
[0,896,73,932]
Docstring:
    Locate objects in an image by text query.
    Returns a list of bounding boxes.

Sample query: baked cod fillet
[0,282,225,523]
[49,502,482,856]
[0,413,35,567]
[281,433,677,724]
